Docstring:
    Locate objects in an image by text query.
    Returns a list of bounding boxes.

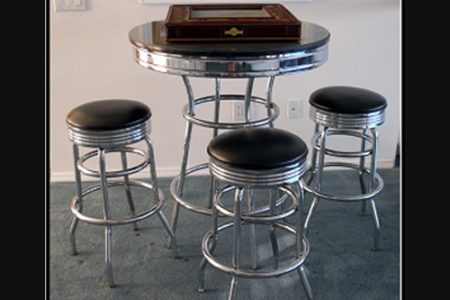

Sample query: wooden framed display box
[164,3,302,42]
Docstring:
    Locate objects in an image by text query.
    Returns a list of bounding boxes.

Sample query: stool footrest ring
[215,185,296,223]
[170,164,290,216]
[77,147,150,178]
[182,94,279,130]
[202,221,310,278]
[170,163,213,216]
[303,162,384,202]
[71,180,164,226]
[311,129,374,158]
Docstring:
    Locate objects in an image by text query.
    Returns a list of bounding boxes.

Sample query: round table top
[129,20,330,78]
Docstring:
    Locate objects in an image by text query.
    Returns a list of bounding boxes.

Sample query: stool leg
[198,185,220,293]
[99,148,115,288]
[305,124,321,186]
[296,182,313,300]
[120,151,138,231]
[369,129,381,251]
[229,187,243,300]
[298,266,313,300]
[248,189,258,270]
[359,128,369,216]
[304,127,328,233]
[70,144,82,256]
[145,138,178,258]
[168,75,194,249]
[268,189,279,269]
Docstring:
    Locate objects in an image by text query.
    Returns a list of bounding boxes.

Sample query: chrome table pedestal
[129,20,330,250]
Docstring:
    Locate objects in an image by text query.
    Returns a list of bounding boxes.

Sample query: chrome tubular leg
[298,266,314,300]
[296,182,313,299]
[228,276,239,300]
[157,209,178,258]
[305,124,320,186]
[248,189,258,270]
[296,182,305,255]
[198,187,220,293]
[229,187,243,300]
[369,129,381,251]
[213,77,221,138]
[168,75,195,248]
[370,199,380,251]
[70,144,82,256]
[146,138,178,258]
[359,128,369,216]
[244,78,255,122]
[121,150,138,231]
[303,197,317,235]
[269,189,279,269]
[99,148,115,288]
[304,127,328,233]
[266,76,275,128]
[208,78,221,210]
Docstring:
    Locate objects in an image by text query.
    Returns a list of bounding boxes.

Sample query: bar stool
[66,99,177,287]
[198,128,313,300]
[303,86,387,250]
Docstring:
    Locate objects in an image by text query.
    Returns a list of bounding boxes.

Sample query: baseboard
[50,166,210,182]
[50,158,394,183]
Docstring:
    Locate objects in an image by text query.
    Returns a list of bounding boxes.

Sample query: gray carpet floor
[49,168,400,299]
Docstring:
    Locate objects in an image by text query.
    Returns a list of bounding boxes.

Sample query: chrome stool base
[69,140,178,288]
[198,184,313,300]
[304,125,384,251]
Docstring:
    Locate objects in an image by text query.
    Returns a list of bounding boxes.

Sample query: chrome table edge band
[67,120,151,148]
[209,158,307,187]
[133,44,328,77]
[310,107,385,129]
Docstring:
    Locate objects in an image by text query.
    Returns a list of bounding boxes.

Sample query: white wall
[50,0,400,181]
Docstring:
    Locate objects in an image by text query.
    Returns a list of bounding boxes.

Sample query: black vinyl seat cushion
[309,86,387,114]
[207,128,308,170]
[66,99,151,130]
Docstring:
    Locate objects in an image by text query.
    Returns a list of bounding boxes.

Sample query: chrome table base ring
[304,124,384,251]
[167,76,280,249]
[198,183,313,300]
[68,131,178,288]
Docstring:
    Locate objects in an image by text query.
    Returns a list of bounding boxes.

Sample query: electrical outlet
[232,101,256,121]
[287,99,302,119]
[54,0,87,11]
[233,101,244,121]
